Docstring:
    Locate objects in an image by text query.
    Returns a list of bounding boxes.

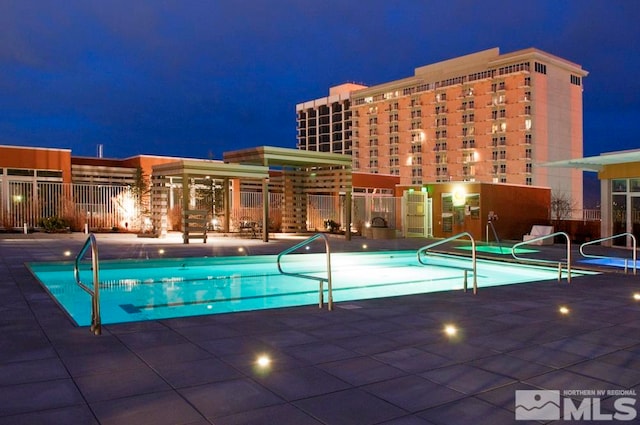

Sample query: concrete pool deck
[0,232,639,424]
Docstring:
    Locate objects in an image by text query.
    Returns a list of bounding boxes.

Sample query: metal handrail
[74,234,101,335]
[486,220,503,253]
[277,233,333,311]
[417,232,477,294]
[512,231,571,282]
[579,233,637,275]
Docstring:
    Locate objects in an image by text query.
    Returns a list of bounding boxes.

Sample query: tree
[131,167,150,231]
[550,192,575,226]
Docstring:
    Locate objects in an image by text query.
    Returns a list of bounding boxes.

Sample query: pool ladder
[417,232,478,294]
[579,233,637,275]
[277,233,333,311]
[512,231,571,282]
[73,234,102,335]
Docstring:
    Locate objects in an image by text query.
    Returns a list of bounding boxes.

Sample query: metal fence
[1,181,135,231]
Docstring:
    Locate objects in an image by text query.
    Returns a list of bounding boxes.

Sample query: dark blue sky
[0,0,638,161]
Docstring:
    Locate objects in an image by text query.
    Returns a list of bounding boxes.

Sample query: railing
[417,232,477,294]
[485,220,504,253]
[512,232,571,282]
[276,233,333,311]
[73,234,101,335]
[579,233,637,275]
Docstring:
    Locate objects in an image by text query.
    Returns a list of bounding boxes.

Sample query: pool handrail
[511,231,571,283]
[73,233,101,335]
[579,233,637,275]
[277,233,333,311]
[417,232,477,294]
[486,220,504,254]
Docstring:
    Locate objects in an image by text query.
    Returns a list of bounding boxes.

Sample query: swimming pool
[28,251,591,326]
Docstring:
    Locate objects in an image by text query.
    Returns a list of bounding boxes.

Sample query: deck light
[559,306,570,315]
[444,324,458,337]
[63,250,71,257]
[238,247,244,253]
[362,244,368,249]
[256,354,271,368]
[633,293,640,301]
[158,249,165,255]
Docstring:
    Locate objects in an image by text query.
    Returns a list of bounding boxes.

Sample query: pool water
[28,251,591,326]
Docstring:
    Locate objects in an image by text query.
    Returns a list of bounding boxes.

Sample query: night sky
[1,0,638,165]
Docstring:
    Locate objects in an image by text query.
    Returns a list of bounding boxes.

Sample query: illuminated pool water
[28,251,592,326]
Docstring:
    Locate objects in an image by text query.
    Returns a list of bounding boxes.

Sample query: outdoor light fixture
[444,324,458,337]
[362,244,368,249]
[63,250,71,257]
[238,247,244,253]
[158,249,165,255]
[256,354,271,368]
[365,221,371,228]
[559,306,570,315]
[452,186,466,206]
[633,293,640,301]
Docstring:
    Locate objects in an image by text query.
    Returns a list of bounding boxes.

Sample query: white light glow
[559,306,570,315]
[444,324,457,336]
[633,293,640,301]
[256,355,271,367]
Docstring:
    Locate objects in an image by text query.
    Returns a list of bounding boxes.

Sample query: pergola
[223,146,353,241]
[151,146,353,243]
[151,159,269,243]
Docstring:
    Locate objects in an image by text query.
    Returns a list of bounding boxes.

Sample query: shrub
[39,216,70,232]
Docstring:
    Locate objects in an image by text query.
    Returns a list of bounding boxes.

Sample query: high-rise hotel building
[297,48,588,208]
[296,83,367,155]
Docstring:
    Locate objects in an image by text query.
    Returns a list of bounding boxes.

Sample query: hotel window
[500,176,507,183]
[499,150,506,160]
[369,159,378,168]
[491,110,498,120]
[524,105,531,115]
[468,100,474,109]
[524,91,531,101]
[492,137,498,147]
[500,136,506,145]
[500,164,507,173]
[526,177,532,185]
[500,122,507,132]
[492,151,498,160]
[369,117,377,125]
[570,75,581,86]
[524,76,531,86]
[525,148,532,159]
[525,134,532,144]
[499,81,505,90]
[411,110,421,119]
[369,148,378,157]
[392,102,399,110]
[534,62,547,74]
[525,119,532,130]
[469,114,474,122]
[526,163,532,173]
[369,138,378,146]
[499,109,506,118]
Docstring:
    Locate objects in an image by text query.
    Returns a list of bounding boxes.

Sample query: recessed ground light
[305,246,310,250]
[444,324,458,336]
[559,306,570,315]
[256,354,271,367]
[633,293,640,301]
